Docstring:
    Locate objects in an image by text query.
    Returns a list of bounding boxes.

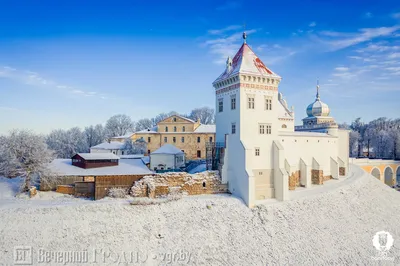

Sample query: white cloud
[309,22,316,27]
[392,13,400,19]
[388,52,400,59]
[0,65,107,100]
[208,25,242,35]
[318,26,400,51]
[335,67,349,71]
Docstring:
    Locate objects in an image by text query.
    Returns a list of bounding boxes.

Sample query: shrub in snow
[108,187,128,198]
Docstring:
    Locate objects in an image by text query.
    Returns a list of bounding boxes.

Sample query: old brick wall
[288,171,300,190]
[312,170,324,185]
[339,167,346,176]
[95,174,149,200]
[130,171,228,198]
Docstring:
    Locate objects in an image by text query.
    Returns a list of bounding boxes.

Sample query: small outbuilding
[150,144,185,171]
[72,153,120,169]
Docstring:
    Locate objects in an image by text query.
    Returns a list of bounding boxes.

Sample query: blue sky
[1,0,400,134]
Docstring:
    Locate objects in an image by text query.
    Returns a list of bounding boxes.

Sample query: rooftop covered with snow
[49,158,152,176]
[194,124,216,133]
[151,144,184,155]
[90,141,125,150]
[75,153,120,160]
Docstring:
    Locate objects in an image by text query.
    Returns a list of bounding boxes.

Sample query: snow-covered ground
[0,165,399,265]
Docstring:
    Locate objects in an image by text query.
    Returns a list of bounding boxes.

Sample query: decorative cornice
[216,83,278,95]
[279,118,294,121]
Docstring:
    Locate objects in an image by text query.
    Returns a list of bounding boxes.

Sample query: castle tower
[213,33,294,206]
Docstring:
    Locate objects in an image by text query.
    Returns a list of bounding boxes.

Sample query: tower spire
[316,79,320,100]
[243,22,247,44]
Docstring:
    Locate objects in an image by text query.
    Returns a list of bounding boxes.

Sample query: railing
[295,122,338,130]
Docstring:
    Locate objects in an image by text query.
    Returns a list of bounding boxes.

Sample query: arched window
[202,181,206,188]
[165,126,168,132]
[182,126,185,132]
[174,126,177,132]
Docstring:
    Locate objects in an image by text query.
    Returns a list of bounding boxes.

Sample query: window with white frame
[247,95,255,109]
[231,122,236,134]
[218,99,223,112]
[259,124,271,134]
[255,148,260,156]
[265,96,272,110]
[231,95,236,110]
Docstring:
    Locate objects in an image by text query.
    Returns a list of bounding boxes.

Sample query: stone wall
[312,170,324,185]
[288,171,300,190]
[323,175,333,182]
[130,171,228,198]
[339,167,345,176]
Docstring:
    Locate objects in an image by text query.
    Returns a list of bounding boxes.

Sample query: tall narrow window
[197,150,201,158]
[265,97,272,110]
[248,96,255,109]
[165,126,168,132]
[173,137,176,143]
[231,123,236,134]
[197,136,201,143]
[173,117,177,122]
[259,124,272,134]
[209,136,213,142]
[218,99,223,112]
[255,148,260,156]
[164,137,167,142]
[231,95,236,110]
[182,126,185,132]
[259,124,265,134]
[148,137,151,143]
[181,137,185,143]
[174,126,177,132]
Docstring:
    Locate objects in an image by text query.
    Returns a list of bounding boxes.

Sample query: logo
[14,246,33,265]
[371,231,394,261]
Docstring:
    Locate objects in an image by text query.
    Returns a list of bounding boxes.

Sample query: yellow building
[110,115,215,160]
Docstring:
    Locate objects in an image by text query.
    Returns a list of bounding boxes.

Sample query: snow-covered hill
[0,165,399,265]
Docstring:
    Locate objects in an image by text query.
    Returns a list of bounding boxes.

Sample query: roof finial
[243,22,247,44]
[316,79,320,100]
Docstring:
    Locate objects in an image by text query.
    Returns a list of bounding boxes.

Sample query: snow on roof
[49,158,152,176]
[141,156,150,165]
[119,155,144,159]
[279,131,332,137]
[76,153,120,160]
[151,144,184,155]
[111,132,135,139]
[135,126,158,134]
[90,141,125,150]
[214,43,280,83]
[194,124,216,133]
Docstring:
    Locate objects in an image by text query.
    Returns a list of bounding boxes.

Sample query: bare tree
[0,130,55,192]
[135,118,154,131]
[189,107,215,124]
[105,114,135,138]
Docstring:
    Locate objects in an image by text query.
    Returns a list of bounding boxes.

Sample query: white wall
[279,134,338,176]
[90,148,124,156]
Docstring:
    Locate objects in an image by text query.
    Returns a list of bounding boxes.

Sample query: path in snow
[0,165,399,265]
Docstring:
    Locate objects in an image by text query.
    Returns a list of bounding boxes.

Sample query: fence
[94,174,149,200]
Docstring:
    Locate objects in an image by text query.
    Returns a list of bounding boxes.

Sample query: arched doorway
[371,168,381,180]
[384,167,394,186]
[396,167,400,186]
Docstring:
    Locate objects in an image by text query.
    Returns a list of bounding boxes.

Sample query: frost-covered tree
[46,127,88,158]
[123,138,147,155]
[84,124,105,148]
[105,114,135,138]
[188,107,215,124]
[0,130,55,191]
[135,118,154,131]
[349,131,360,158]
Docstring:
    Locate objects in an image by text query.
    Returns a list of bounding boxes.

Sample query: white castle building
[214,33,349,207]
